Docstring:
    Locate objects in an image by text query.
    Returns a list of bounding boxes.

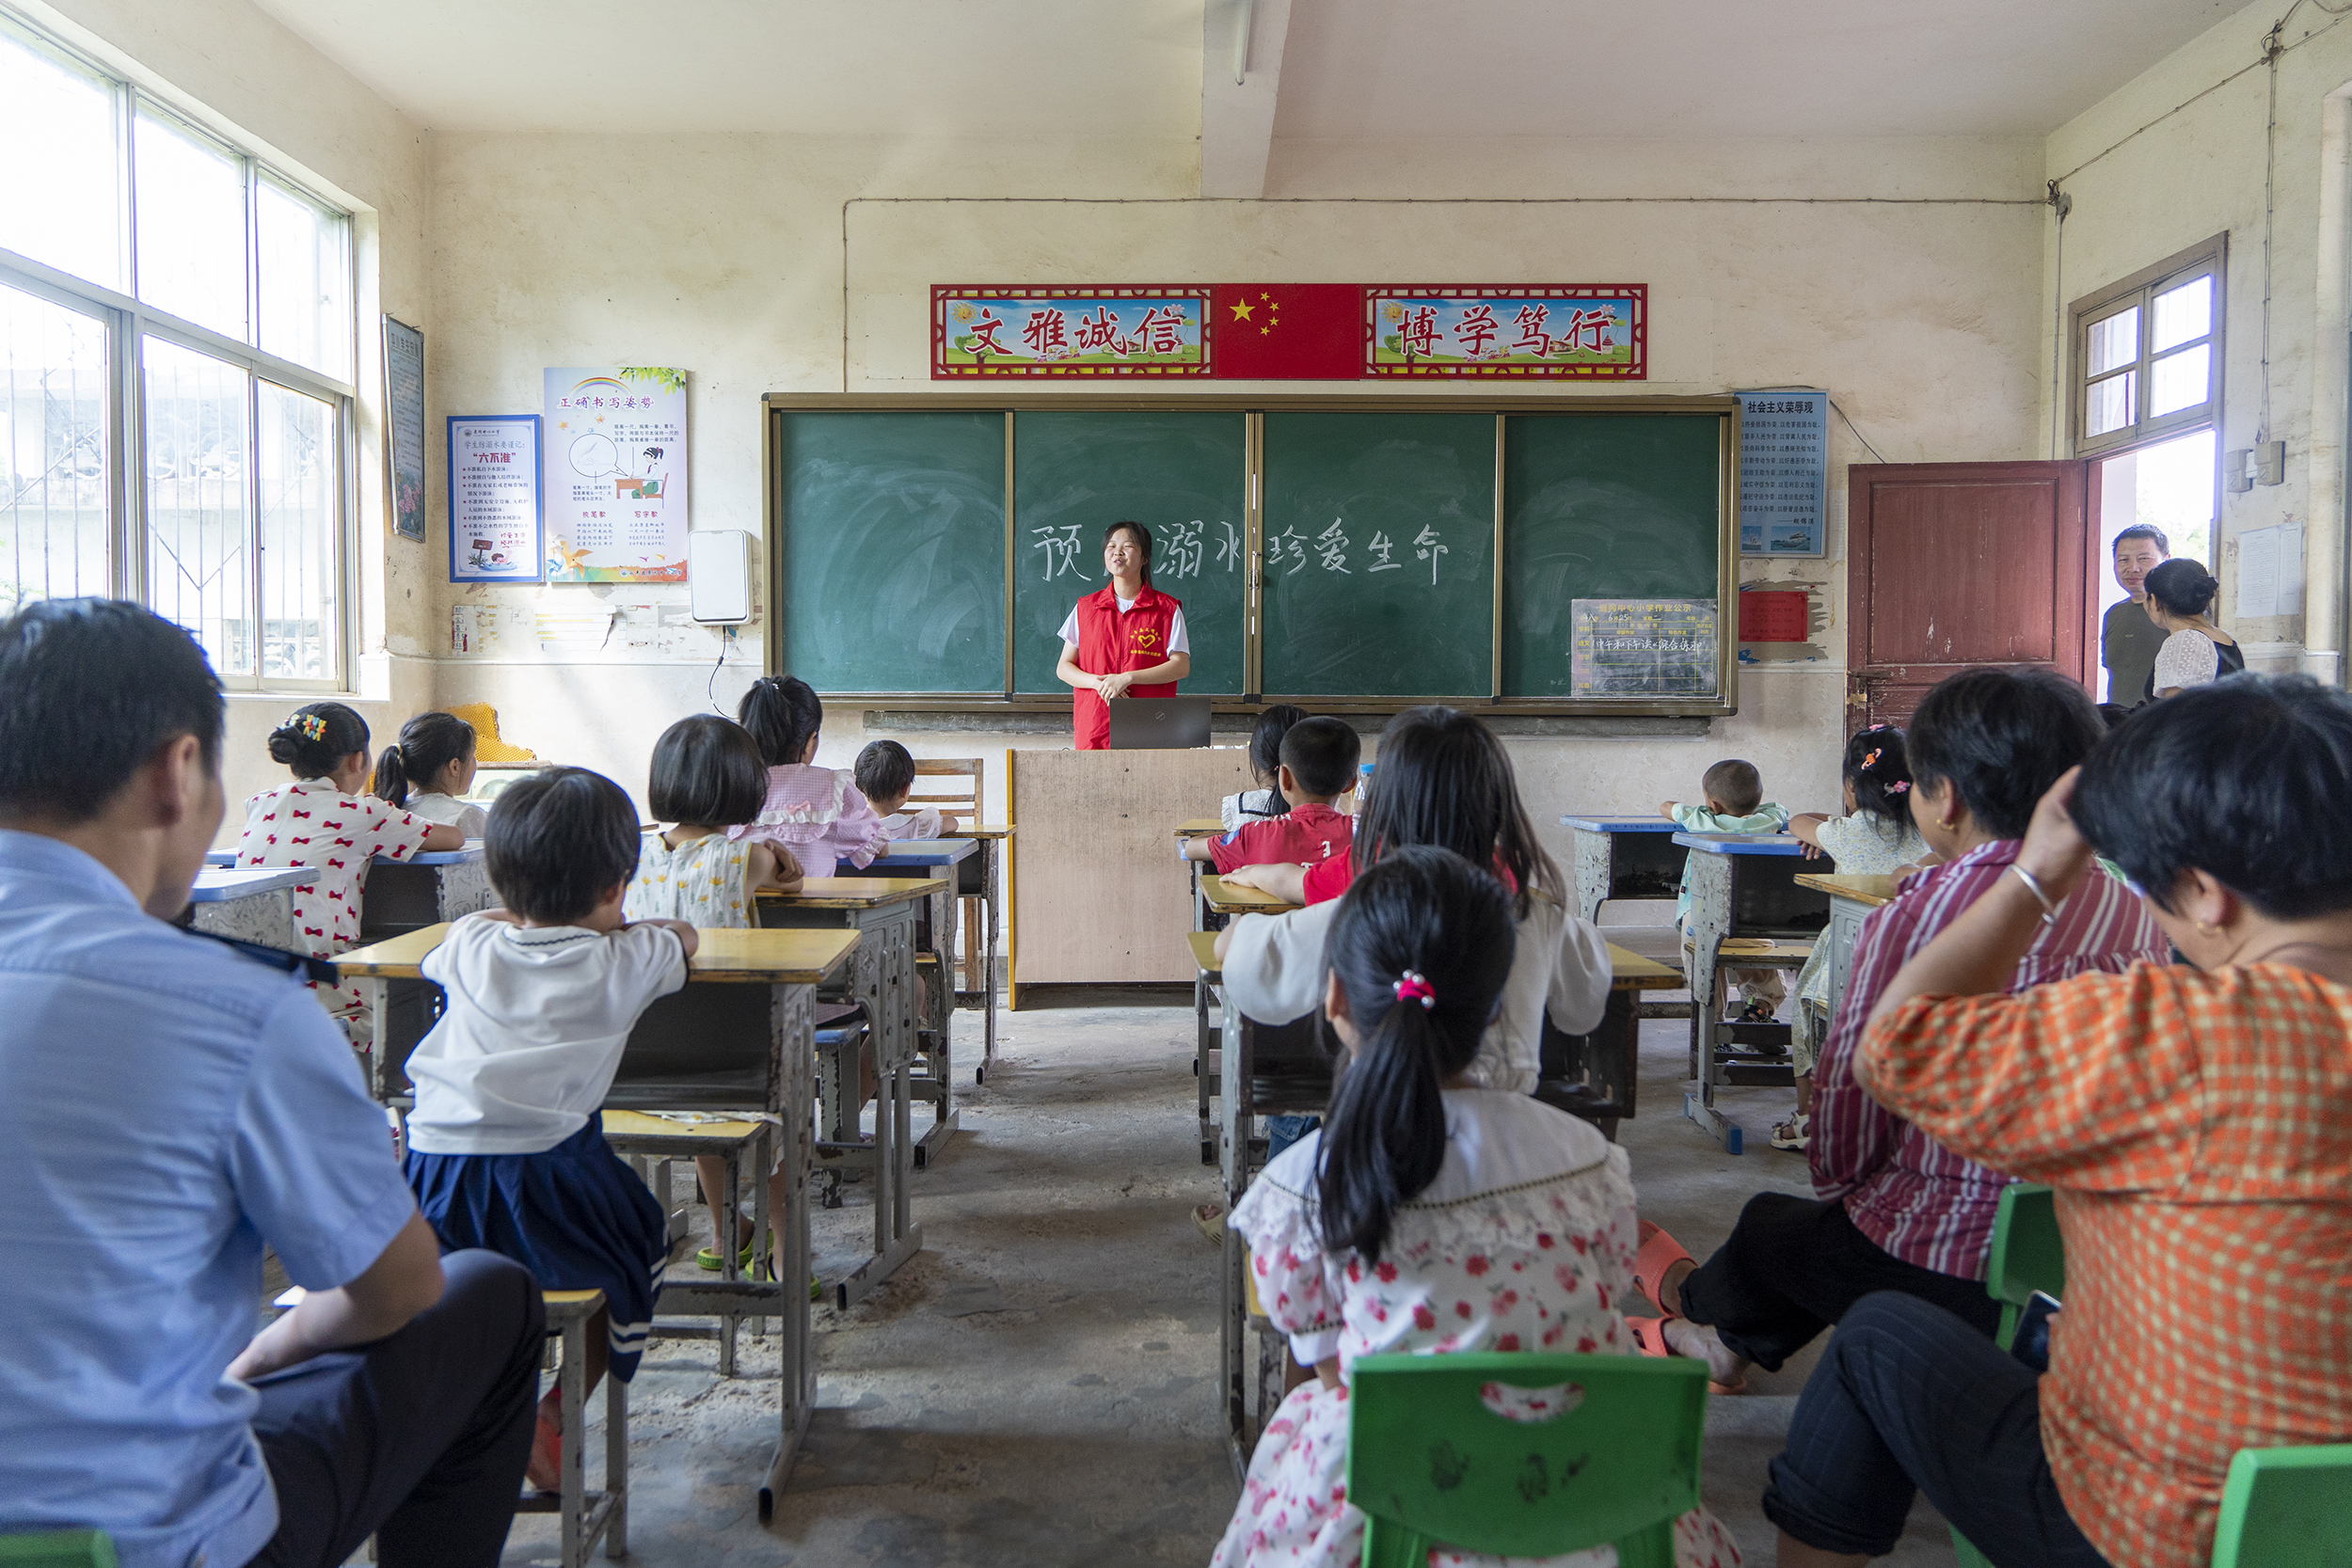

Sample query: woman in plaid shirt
[1767,675,2352,1568]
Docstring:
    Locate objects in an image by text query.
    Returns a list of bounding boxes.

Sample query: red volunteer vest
[1071,583,1182,750]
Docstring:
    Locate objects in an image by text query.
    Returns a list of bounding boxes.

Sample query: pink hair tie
[1887,781,1911,794]
[1394,971,1436,1009]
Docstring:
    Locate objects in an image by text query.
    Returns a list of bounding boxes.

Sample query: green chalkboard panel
[1501,414,1724,696]
[1260,412,1496,697]
[1010,411,1248,696]
[775,410,1005,692]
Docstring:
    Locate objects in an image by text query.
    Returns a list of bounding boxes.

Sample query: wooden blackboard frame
[762,392,1740,718]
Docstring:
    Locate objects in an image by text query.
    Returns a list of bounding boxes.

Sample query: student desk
[918,825,1012,1078]
[1673,832,1829,1153]
[863,840,976,1158]
[1534,942,1683,1138]
[1193,875,1305,1162]
[756,877,945,1302]
[1561,816,1690,924]
[358,844,498,940]
[1175,818,1224,932]
[183,866,304,949]
[1792,873,1898,1030]
[335,921,857,1516]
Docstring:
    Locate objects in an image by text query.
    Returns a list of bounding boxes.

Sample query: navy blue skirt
[405,1121,666,1381]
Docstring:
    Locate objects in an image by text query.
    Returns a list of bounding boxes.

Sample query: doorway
[2090,429,2216,703]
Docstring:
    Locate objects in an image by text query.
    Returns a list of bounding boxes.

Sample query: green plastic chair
[0,1533,118,1568]
[2210,1444,2352,1568]
[1952,1182,2062,1568]
[1346,1352,1708,1568]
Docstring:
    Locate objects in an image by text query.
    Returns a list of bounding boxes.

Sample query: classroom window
[2070,236,2225,458]
[0,13,356,689]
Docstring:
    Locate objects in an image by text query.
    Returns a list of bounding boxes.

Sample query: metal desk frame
[1674,832,1827,1153]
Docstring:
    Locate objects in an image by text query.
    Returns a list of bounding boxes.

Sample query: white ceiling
[247,0,2249,140]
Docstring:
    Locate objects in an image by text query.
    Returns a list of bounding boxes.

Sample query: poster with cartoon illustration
[447,414,543,583]
[542,368,689,582]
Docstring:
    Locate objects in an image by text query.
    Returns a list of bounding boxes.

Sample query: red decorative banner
[931,286,1211,377]
[1365,286,1645,378]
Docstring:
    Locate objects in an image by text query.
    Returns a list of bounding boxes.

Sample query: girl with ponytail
[371,709,487,836]
[1211,846,1741,1568]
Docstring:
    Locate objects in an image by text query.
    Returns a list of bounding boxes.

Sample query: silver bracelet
[2009,864,2059,927]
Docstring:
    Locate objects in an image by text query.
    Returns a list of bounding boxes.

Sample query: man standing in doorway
[2103,524,2170,707]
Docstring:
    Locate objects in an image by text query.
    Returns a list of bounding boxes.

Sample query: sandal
[1629,1315,1749,1395]
[1630,1220,1694,1313]
[1736,1000,1778,1023]
[1193,1202,1226,1245]
[1770,1112,1811,1151]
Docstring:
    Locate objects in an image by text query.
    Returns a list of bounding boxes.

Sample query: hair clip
[1887,781,1910,794]
[279,713,327,743]
[1394,971,1436,1009]
[1861,748,1883,771]
[1864,722,1892,733]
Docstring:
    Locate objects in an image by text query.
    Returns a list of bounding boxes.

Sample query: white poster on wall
[542,367,689,582]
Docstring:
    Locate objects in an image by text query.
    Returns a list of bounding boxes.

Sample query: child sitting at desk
[1212,847,1740,1568]
[1661,757,1791,1022]
[1220,704,1305,832]
[1183,715,1357,875]
[853,739,959,840]
[371,709,488,837]
[625,715,803,1271]
[238,702,464,1042]
[402,767,697,1493]
[728,674,888,879]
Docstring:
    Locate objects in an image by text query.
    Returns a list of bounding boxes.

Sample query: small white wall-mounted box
[688,530,753,624]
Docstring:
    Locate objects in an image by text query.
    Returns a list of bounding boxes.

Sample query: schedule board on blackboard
[1737,390,1826,557]
[1569,598,1720,697]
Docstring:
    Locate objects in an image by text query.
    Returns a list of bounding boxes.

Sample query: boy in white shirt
[853,739,960,839]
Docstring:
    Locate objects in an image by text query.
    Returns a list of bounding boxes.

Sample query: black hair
[1355,705,1561,919]
[649,716,769,828]
[1104,519,1153,587]
[853,739,917,805]
[1842,725,1914,828]
[1280,715,1362,799]
[2114,523,2170,557]
[1248,705,1306,787]
[1906,667,2105,840]
[0,598,224,823]
[373,711,475,807]
[2145,558,2219,619]
[267,701,370,780]
[738,674,823,768]
[1702,758,1763,816]
[2073,675,2352,921]
[1314,847,1518,1265]
[485,767,643,924]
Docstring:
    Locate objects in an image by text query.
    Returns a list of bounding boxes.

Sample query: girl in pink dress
[1215,847,1740,1568]
[727,675,887,879]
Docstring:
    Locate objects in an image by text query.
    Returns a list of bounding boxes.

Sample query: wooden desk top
[1683,935,1816,962]
[1605,942,1682,989]
[1187,928,1221,977]
[954,824,1016,839]
[756,876,947,909]
[336,922,859,983]
[1793,873,1899,908]
[1174,818,1225,838]
[1199,874,1302,915]
[601,1108,765,1142]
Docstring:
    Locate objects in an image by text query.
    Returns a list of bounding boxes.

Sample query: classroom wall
[2042,3,2352,678]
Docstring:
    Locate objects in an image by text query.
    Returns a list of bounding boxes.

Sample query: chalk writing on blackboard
[1265,519,1450,584]
[1570,598,1720,697]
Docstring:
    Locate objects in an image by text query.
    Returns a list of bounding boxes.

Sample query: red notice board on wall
[1737,589,1811,642]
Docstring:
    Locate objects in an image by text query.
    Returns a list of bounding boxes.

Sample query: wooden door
[1846,461,2094,730]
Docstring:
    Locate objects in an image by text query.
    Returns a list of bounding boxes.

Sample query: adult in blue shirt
[0,600,545,1568]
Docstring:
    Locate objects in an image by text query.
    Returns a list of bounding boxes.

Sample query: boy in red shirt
[1184,716,1359,875]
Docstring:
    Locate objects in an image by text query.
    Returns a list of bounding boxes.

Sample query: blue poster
[1737,390,1827,557]
[447,415,544,582]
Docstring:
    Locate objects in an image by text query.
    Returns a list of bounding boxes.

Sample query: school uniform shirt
[1667,801,1790,925]
[403,914,689,1156]
[237,779,437,1040]
[728,763,889,880]
[0,831,419,1568]
[395,789,488,838]
[2100,596,2169,706]
[1219,786,1284,833]
[625,830,755,928]
[878,807,947,840]
[1221,892,1611,1095]
[1207,800,1353,876]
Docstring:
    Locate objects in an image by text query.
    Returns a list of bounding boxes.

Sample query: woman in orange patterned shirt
[1766,674,2352,1568]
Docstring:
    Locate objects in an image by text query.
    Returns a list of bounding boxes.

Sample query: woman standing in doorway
[2144,558,2244,699]
[1054,520,1192,750]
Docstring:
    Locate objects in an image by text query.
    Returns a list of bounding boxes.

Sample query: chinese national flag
[1209,284,1361,379]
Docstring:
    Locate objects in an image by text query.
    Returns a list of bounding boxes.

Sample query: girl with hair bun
[238,701,464,1041]
[2143,557,2244,699]
[1211,846,1740,1568]
[371,709,487,837]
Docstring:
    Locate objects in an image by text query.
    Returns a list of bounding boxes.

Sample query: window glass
[0,281,110,616]
[257,178,350,380]
[143,336,251,673]
[133,107,246,340]
[2086,307,2138,377]
[2151,276,2212,354]
[257,381,335,680]
[2085,371,2137,438]
[0,28,121,290]
[2149,344,2210,419]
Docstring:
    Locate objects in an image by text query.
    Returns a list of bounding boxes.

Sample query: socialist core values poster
[542,368,689,581]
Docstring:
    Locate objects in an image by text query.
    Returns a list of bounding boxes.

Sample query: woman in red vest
[1054,520,1191,750]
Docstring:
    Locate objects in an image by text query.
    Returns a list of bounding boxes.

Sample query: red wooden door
[1846,461,2095,731]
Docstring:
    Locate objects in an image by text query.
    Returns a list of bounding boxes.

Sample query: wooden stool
[600,1109,775,1377]
[515,1289,627,1568]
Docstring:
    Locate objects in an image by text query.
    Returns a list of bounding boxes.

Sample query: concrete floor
[501,965,1957,1566]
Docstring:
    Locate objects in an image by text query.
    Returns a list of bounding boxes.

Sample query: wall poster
[382,316,425,542]
[1569,598,1720,697]
[447,415,542,583]
[1738,389,1828,556]
[543,368,689,581]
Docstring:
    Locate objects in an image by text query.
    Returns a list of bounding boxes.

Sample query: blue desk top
[1673,832,1806,857]
[1561,816,1682,833]
[204,849,235,867]
[865,838,979,869]
[210,843,484,868]
[188,866,307,901]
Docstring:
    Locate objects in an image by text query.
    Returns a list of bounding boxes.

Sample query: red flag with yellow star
[1208,284,1360,379]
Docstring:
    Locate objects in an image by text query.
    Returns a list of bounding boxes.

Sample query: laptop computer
[1105,695,1214,750]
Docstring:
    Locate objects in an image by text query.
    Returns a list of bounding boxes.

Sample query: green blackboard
[1501,414,1724,696]
[774,410,1005,692]
[1260,411,1496,697]
[1011,411,1248,695]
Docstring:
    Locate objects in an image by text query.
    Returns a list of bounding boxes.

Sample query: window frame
[0,13,358,693]
[2069,234,2227,460]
